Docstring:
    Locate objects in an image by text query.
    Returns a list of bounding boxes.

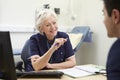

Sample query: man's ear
[112,9,120,24]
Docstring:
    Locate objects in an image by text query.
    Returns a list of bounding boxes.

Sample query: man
[102,0,120,80]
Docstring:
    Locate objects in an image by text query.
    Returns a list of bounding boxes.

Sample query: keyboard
[16,71,64,78]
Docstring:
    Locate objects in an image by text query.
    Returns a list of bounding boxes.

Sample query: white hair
[35,9,57,35]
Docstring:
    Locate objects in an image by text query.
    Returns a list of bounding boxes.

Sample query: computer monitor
[0,31,17,80]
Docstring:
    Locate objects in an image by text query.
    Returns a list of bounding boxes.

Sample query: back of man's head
[103,0,120,16]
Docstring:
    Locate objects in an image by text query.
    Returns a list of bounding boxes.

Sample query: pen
[95,69,106,74]
[54,43,59,46]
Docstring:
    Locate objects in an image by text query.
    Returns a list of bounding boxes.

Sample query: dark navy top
[28,31,74,70]
[106,38,120,80]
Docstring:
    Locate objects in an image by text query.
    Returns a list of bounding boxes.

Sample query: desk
[18,74,106,80]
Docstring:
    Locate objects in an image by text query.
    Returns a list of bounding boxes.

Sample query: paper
[58,67,93,78]
[75,65,100,73]
[67,33,83,49]
[57,64,104,78]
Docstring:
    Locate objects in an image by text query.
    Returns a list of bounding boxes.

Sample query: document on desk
[57,65,102,78]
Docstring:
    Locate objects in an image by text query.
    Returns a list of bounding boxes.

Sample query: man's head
[103,0,120,37]
[103,0,120,17]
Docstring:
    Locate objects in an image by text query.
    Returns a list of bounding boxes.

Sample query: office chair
[71,26,91,52]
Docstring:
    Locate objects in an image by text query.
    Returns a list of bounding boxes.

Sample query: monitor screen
[0,31,17,80]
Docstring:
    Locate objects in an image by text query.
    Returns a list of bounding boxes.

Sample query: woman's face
[41,16,58,39]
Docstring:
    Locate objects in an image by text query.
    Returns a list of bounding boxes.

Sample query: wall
[0,0,116,66]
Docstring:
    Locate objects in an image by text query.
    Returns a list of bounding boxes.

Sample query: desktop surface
[17,64,107,80]
[17,74,106,80]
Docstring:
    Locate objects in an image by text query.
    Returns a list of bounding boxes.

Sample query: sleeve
[64,33,75,59]
[107,40,120,80]
[29,36,40,56]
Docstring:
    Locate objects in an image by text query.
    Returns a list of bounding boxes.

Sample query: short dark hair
[103,0,120,16]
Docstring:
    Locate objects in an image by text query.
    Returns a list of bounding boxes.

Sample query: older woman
[29,9,76,71]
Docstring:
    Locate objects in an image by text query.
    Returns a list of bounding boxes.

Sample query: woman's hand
[51,38,67,50]
[46,63,53,69]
